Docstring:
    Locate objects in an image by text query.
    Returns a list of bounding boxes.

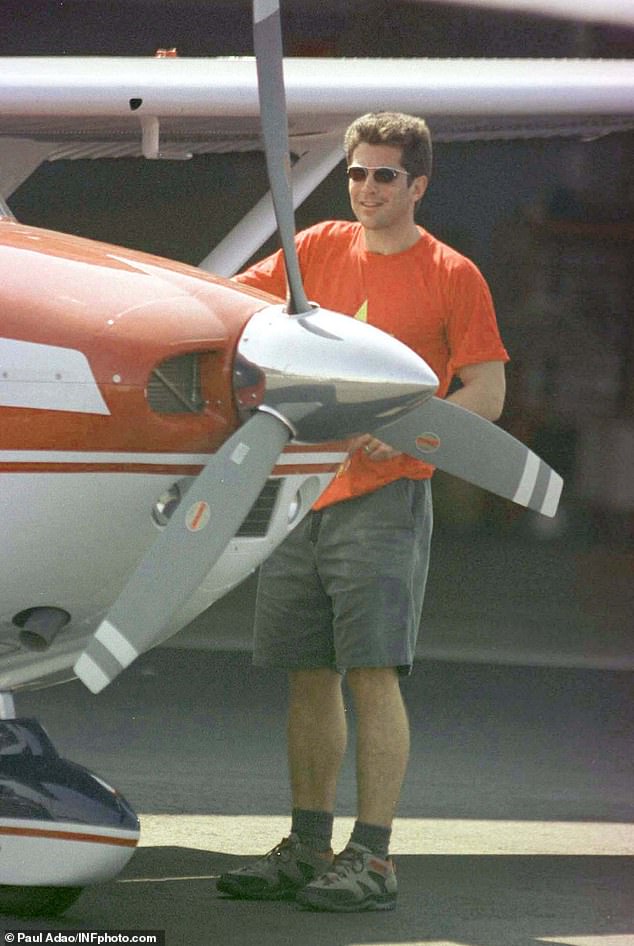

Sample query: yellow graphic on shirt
[354,300,368,322]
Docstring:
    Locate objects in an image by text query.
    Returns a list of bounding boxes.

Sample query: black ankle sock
[350,820,391,859]
[291,807,334,852]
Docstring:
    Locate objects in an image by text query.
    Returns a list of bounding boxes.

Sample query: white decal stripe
[0,338,110,415]
[73,653,111,695]
[541,469,564,518]
[230,442,250,465]
[95,620,139,667]
[276,452,347,466]
[512,451,540,507]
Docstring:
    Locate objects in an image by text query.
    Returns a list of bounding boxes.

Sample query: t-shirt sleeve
[233,247,288,299]
[232,224,334,301]
[445,258,509,375]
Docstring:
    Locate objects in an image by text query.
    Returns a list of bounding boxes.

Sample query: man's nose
[360,173,378,192]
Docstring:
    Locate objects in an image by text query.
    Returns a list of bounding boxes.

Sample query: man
[217,112,508,912]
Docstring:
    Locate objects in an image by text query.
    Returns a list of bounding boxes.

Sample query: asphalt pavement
[2,527,633,946]
[6,651,634,945]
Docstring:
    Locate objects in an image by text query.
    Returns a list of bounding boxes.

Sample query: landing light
[151,480,192,527]
[287,493,301,525]
[287,477,322,527]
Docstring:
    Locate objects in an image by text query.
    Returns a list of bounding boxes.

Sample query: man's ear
[411,175,428,202]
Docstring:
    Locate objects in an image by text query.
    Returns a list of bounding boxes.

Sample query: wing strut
[198,140,342,277]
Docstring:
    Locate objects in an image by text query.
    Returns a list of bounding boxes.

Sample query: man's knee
[346,666,400,701]
[289,667,341,702]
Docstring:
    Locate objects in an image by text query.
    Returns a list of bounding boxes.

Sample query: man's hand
[349,434,402,461]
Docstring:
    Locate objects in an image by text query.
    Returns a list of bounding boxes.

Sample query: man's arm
[447,360,506,422]
[232,247,288,299]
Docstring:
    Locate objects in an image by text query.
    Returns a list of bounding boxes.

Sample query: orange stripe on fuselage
[0,825,138,847]
[0,461,342,476]
[0,462,205,475]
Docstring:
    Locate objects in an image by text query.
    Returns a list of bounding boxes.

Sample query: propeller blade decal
[377,396,563,517]
[74,411,291,693]
[253,0,310,315]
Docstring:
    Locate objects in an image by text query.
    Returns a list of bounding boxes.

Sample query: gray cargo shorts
[253,478,433,675]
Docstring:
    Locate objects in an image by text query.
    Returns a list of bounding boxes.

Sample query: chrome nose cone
[234,305,439,442]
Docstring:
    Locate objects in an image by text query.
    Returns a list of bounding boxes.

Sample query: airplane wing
[414,0,634,28]
[0,56,633,196]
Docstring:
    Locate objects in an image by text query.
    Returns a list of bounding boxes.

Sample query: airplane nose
[234,304,439,442]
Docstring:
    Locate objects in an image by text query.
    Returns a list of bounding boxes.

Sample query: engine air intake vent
[237,479,282,537]
[148,353,204,414]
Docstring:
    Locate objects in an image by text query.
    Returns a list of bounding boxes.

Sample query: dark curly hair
[344,112,432,181]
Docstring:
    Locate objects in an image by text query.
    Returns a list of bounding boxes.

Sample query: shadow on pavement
[1,847,631,946]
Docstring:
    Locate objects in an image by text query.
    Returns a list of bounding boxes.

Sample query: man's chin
[357,212,384,229]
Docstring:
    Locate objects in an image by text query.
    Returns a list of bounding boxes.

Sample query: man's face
[348,143,427,236]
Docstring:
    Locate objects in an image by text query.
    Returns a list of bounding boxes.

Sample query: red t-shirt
[234,220,509,508]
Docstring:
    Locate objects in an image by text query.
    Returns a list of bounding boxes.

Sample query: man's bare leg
[293,666,405,912]
[346,666,410,828]
[288,667,347,813]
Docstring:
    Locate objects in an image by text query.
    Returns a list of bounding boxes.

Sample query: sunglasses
[346,164,410,184]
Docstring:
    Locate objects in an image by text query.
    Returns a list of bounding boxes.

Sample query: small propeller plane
[0,0,632,918]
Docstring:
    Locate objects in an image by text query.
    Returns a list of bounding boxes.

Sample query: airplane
[0,0,632,919]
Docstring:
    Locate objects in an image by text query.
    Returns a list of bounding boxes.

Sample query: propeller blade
[253,0,310,315]
[74,411,291,694]
[377,396,563,517]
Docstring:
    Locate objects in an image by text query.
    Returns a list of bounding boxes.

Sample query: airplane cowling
[0,719,139,915]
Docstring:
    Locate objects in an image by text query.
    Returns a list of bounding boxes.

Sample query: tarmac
[2,519,633,946]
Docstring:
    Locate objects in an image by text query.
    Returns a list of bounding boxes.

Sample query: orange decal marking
[415,432,440,454]
[186,500,211,532]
